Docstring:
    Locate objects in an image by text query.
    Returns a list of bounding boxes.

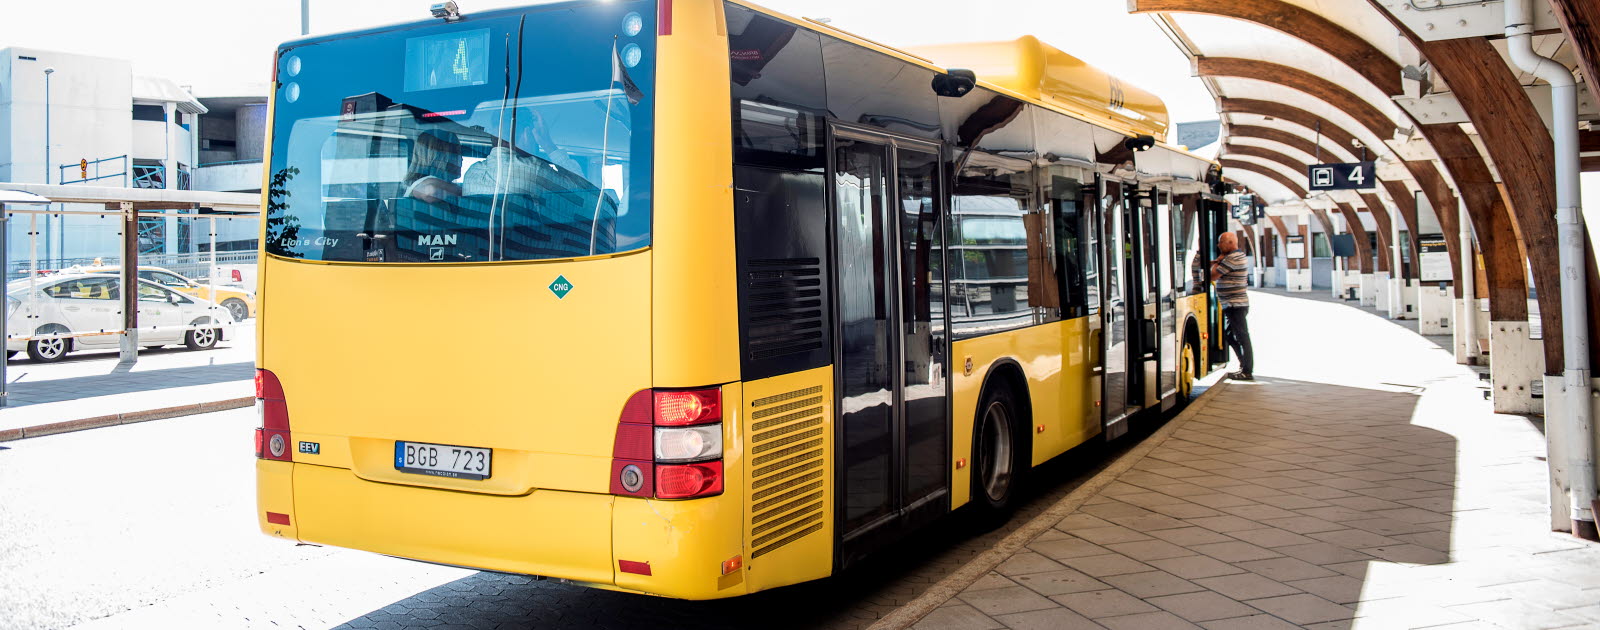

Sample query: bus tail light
[653,389,720,426]
[658,0,672,36]
[655,461,723,499]
[612,387,726,499]
[256,368,292,462]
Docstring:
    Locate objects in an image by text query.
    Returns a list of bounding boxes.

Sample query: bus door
[1155,189,1179,409]
[1100,179,1136,439]
[1203,198,1230,368]
[830,127,950,567]
[1130,189,1162,409]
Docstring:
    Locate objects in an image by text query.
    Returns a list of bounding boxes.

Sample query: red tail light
[256,368,292,461]
[231,269,243,282]
[654,389,720,426]
[658,0,672,36]
[610,386,724,499]
[655,461,723,499]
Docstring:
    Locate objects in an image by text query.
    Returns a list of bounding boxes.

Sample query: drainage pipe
[1460,198,1477,362]
[1506,0,1596,540]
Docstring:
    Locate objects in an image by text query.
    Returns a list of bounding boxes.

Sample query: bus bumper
[257,462,749,600]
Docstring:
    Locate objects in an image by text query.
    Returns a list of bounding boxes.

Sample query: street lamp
[43,67,54,184]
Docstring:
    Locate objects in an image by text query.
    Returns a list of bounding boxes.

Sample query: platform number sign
[1308,161,1376,191]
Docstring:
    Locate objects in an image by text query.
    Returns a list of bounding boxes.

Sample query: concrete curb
[0,396,255,442]
[867,381,1230,630]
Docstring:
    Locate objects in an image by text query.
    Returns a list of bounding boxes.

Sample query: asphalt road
[0,397,1185,630]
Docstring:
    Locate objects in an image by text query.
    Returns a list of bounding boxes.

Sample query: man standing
[1211,233,1253,381]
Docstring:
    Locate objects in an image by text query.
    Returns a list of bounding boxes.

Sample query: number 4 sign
[1307,161,1376,191]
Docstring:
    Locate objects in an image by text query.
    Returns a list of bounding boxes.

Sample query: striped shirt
[1215,250,1250,308]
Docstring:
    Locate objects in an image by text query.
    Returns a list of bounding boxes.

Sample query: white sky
[0,0,1217,123]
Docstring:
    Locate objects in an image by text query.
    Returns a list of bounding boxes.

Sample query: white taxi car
[5,274,235,362]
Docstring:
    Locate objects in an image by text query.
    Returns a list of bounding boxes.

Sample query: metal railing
[58,155,130,186]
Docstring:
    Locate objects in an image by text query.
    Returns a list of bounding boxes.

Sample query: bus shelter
[0,184,260,406]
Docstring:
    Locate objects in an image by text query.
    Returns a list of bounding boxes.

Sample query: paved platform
[903,290,1600,630]
[0,324,253,440]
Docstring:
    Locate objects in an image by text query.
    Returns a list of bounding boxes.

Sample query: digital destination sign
[404,28,491,92]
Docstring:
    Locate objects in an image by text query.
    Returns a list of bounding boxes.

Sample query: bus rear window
[266,2,655,263]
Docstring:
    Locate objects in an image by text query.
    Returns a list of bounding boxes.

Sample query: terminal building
[0,47,265,272]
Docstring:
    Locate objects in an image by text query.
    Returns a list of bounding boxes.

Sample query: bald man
[1210,233,1254,380]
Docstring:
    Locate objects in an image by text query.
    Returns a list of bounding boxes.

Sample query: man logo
[418,234,458,246]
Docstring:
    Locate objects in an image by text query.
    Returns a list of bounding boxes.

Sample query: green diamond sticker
[548,275,574,299]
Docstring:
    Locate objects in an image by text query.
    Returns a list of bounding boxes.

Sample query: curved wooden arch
[1222,158,1307,198]
[1365,1,1568,369]
[1360,192,1395,275]
[1427,123,1528,321]
[1217,96,1447,281]
[1551,0,1600,99]
[1219,98,1364,162]
[1228,124,1352,164]
[1130,0,1402,95]
[1197,57,1397,139]
[1223,143,1311,179]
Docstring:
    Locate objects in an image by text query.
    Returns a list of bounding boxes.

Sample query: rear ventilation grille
[749,385,826,558]
[744,259,824,361]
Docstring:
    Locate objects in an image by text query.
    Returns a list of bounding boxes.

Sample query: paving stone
[1101,570,1207,598]
[1149,526,1237,547]
[1192,573,1303,601]
[1185,515,1274,534]
[1029,537,1110,561]
[1097,610,1204,630]
[1060,553,1155,578]
[1197,614,1304,630]
[1189,541,1283,563]
[1284,575,1368,604]
[1359,543,1450,565]
[912,603,1005,630]
[1243,593,1355,625]
[1256,515,1347,534]
[1273,542,1375,565]
[1147,591,1258,623]
[1305,528,1403,549]
[993,607,1105,630]
[1146,555,1249,580]
[1071,525,1156,545]
[1051,588,1158,618]
[1225,527,1318,549]
[1009,569,1111,597]
[1104,539,1197,562]
[1234,557,1339,581]
[959,585,1060,616]
[997,552,1069,576]
[1056,514,1117,532]
[967,572,1019,592]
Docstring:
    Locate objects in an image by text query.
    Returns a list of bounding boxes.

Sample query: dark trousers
[1223,306,1254,376]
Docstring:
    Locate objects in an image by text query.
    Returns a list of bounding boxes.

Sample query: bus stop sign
[1307,161,1376,191]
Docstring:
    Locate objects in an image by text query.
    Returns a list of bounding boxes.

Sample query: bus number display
[394,440,492,480]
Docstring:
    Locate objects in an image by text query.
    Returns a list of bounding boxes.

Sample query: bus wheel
[1178,341,1196,401]
[973,385,1020,512]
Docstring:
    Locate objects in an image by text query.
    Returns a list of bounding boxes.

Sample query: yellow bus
[254,0,1230,599]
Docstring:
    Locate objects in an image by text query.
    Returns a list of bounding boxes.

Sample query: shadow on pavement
[329,399,1197,629]
[3,360,255,407]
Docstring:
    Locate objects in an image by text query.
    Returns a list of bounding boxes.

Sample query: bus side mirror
[933,69,977,98]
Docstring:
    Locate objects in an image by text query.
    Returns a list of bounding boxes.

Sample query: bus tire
[972,383,1024,513]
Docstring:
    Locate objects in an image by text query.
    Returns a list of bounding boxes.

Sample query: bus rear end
[254,0,759,599]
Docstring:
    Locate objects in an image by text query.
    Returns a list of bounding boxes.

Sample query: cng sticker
[548,275,574,299]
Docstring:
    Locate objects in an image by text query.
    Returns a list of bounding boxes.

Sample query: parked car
[5,275,235,362]
[68,265,256,322]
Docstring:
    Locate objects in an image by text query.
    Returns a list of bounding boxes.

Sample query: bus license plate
[394,441,492,480]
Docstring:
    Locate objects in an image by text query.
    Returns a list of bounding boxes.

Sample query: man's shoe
[1227,371,1254,381]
